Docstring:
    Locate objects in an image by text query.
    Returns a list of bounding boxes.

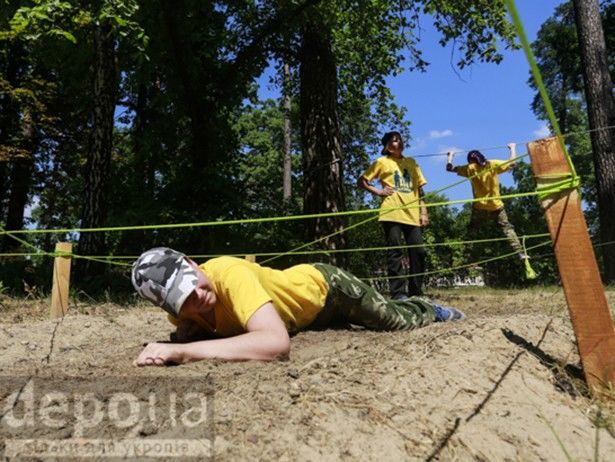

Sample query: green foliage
[0,1,540,295]
[422,193,466,278]
[424,0,518,68]
[232,97,306,262]
[346,214,387,279]
[530,0,615,242]
[7,0,146,53]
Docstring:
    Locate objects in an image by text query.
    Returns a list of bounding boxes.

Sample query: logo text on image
[0,376,214,459]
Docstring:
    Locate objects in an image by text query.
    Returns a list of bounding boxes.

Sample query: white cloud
[409,137,427,151]
[429,129,453,139]
[533,123,552,138]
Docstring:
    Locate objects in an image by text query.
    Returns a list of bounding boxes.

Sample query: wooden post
[528,137,615,393]
[50,242,72,319]
[245,255,256,263]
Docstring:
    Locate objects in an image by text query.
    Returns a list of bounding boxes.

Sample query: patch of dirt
[0,289,614,460]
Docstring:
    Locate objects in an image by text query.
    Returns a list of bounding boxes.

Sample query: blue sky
[391,1,562,201]
[257,0,563,205]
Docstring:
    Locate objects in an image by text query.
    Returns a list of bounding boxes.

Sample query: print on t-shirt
[394,168,413,193]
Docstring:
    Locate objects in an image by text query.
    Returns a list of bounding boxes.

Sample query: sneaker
[433,304,465,322]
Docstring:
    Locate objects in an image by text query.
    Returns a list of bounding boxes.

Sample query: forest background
[0,0,613,297]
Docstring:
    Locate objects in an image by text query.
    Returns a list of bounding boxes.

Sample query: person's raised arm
[446,151,457,172]
[507,142,517,161]
[357,176,394,197]
[135,302,290,365]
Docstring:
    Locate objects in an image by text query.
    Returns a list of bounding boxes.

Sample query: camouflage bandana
[131,247,199,317]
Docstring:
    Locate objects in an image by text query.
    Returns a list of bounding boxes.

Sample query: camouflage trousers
[468,207,523,253]
[311,263,436,331]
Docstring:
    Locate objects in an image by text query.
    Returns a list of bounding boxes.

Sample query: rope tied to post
[535,173,581,202]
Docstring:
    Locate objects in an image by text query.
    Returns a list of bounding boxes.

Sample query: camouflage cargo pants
[468,207,523,253]
[311,263,436,331]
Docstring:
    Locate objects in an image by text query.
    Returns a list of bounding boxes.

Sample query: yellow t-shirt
[171,257,328,337]
[455,160,511,211]
[361,155,427,225]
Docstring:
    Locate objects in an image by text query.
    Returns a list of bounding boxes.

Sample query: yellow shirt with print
[455,160,511,211]
[171,256,328,337]
[362,155,427,225]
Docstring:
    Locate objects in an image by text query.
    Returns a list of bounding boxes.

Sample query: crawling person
[131,247,465,366]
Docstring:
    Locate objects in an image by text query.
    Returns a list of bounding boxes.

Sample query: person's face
[386,135,403,154]
[179,260,217,318]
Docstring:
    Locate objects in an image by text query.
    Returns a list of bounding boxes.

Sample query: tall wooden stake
[528,137,615,393]
[50,242,72,319]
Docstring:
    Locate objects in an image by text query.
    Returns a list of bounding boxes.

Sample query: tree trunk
[39,159,61,254]
[116,78,154,255]
[0,41,23,227]
[159,0,213,172]
[77,20,118,280]
[159,0,217,254]
[572,0,615,282]
[557,78,568,135]
[299,23,346,265]
[2,108,35,251]
[0,164,7,223]
[282,62,292,205]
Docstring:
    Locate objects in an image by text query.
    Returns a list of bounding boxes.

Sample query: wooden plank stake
[245,255,256,263]
[50,242,72,319]
[528,137,615,394]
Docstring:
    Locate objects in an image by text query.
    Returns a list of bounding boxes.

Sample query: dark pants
[310,263,435,331]
[382,221,426,298]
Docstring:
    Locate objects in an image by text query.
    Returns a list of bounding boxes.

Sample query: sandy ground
[0,289,614,461]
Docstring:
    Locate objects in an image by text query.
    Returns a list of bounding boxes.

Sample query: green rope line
[112,232,552,259]
[0,188,540,237]
[11,237,615,282]
[0,184,533,236]
[0,150,577,240]
[0,153,572,269]
[535,174,581,202]
[0,225,58,260]
[0,154,574,269]
[0,232,551,260]
[504,0,576,177]
[361,240,553,282]
[0,226,131,267]
[61,237,615,273]
[0,152,531,237]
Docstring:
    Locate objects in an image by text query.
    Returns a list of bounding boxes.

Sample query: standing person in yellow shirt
[446,143,525,259]
[358,131,429,299]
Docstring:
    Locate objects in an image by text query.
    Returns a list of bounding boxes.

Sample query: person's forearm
[446,152,456,172]
[420,200,427,217]
[419,191,428,221]
[177,330,290,362]
[508,142,517,160]
[358,176,384,196]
